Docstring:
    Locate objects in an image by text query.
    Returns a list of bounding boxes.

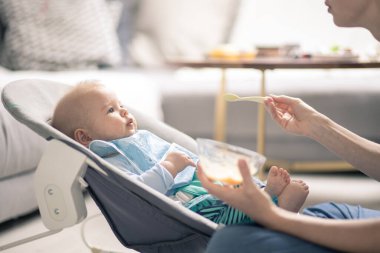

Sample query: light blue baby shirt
[89,130,197,195]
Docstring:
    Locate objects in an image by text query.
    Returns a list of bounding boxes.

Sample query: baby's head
[52,80,137,147]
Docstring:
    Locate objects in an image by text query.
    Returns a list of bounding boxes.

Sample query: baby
[52,80,309,224]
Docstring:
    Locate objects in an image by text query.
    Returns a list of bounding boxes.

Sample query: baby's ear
[74,129,93,147]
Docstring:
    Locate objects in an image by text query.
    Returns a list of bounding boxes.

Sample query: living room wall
[230,0,379,56]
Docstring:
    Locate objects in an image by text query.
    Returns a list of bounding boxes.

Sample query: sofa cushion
[116,0,139,66]
[128,0,241,67]
[0,0,121,70]
[0,83,46,178]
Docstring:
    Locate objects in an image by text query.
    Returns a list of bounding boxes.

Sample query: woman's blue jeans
[206,202,380,253]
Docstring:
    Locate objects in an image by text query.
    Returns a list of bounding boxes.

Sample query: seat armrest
[34,139,88,230]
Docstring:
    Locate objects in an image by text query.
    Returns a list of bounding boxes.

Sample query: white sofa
[0,84,45,223]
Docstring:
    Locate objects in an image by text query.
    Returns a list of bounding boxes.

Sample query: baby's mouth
[126,118,134,126]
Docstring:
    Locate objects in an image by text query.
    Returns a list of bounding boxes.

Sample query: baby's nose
[120,108,128,117]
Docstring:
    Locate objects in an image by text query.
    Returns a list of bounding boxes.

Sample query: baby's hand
[160,151,196,178]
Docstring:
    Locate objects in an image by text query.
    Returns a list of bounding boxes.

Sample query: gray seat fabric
[1,79,217,253]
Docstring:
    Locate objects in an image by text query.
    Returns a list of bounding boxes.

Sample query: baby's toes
[269,166,279,176]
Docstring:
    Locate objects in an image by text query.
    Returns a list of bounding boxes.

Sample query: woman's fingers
[197,164,242,202]
[265,99,282,121]
[237,159,254,186]
[197,165,223,194]
[270,94,300,105]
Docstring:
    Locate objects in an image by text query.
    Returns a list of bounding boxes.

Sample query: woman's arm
[197,160,380,253]
[265,95,380,181]
[307,113,380,180]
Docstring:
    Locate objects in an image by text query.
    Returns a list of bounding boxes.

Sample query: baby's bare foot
[264,166,290,197]
[278,179,309,213]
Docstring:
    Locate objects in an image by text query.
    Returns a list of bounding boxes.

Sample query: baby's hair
[52,80,105,138]
[75,79,104,88]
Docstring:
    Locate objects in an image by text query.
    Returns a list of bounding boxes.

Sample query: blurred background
[1,1,380,252]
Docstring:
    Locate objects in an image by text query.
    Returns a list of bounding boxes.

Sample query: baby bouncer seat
[1,79,218,253]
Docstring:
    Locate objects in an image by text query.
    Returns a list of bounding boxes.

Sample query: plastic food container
[196,138,266,185]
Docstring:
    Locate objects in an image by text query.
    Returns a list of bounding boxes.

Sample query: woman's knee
[206,224,337,253]
[303,202,380,219]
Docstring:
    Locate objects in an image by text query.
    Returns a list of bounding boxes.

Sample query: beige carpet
[0,196,137,253]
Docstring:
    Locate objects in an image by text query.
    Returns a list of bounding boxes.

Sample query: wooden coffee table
[169,57,380,178]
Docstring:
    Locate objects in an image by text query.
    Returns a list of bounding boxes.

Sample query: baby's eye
[107,107,114,113]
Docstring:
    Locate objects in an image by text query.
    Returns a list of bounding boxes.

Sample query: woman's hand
[264,95,322,137]
[161,151,196,178]
[197,159,277,225]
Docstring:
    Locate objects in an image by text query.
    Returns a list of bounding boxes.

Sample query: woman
[199,1,380,252]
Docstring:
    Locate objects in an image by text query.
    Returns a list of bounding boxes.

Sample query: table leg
[214,68,227,141]
[257,69,266,180]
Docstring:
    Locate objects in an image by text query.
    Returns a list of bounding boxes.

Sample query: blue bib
[90,130,197,191]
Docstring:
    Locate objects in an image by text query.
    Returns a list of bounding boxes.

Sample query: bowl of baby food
[196,138,266,185]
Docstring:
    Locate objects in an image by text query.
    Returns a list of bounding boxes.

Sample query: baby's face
[83,87,137,141]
